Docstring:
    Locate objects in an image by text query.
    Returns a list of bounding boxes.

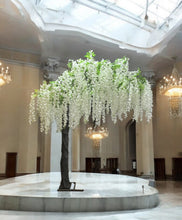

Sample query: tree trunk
[58,125,71,190]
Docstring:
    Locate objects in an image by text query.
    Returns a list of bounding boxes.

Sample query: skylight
[22,0,182,48]
[38,0,181,28]
[109,0,181,23]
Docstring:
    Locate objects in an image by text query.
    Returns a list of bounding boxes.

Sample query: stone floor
[0,177,182,219]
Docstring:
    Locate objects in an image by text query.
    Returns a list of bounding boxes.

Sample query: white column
[136,120,154,177]
[71,126,80,171]
[50,122,62,172]
[50,122,73,172]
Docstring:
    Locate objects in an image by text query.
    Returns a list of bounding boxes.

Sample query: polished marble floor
[0,172,155,198]
[0,176,182,219]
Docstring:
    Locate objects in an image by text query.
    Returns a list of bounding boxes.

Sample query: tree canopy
[29,51,153,133]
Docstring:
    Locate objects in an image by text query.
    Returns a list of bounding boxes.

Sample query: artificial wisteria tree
[29,51,153,190]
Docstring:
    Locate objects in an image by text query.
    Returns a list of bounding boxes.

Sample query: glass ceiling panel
[147,0,180,21]
[106,0,181,25]
[149,5,169,19]
[40,0,72,10]
[33,0,182,47]
[70,4,96,21]
[39,0,181,28]
[112,0,144,16]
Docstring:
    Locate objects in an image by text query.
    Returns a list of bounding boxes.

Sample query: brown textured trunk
[58,125,71,190]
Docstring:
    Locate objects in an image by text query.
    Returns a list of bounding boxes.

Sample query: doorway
[172,158,182,180]
[154,158,166,180]
[6,152,17,178]
[106,158,118,173]
[125,120,136,173]
[37,156,41,173]
[86,157,101,173]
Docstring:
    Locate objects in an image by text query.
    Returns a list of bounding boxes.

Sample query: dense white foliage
[29,51,153,133]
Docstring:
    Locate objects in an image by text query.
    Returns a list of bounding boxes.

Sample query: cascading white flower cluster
[29,51,153,133]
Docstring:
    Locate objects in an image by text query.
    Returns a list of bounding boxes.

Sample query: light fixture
[0,61,11,87]
[85,125,109,149]
[85,126,109,140]
[159,62,182,118]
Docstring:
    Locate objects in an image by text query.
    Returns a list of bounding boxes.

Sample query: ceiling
[0,0,182,79]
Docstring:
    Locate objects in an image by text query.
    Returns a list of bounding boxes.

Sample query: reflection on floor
[0,179,182,219]
[0,172,158,212]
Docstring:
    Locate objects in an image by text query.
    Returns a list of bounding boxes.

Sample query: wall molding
[0,47,41,67]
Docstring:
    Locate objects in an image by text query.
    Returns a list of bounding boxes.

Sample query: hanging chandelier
[0,61,11,87]
[85,125,109,149]
[85,125,109,140]
[159,63,182,118]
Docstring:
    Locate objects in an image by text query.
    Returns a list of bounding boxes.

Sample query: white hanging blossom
[29,51,153,133]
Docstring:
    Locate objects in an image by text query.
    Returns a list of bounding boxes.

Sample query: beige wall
[79,116,120,171]
[78,115,139,172]
[77,114,154,176]
[0,61,40,174]
[154,61,182,175]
